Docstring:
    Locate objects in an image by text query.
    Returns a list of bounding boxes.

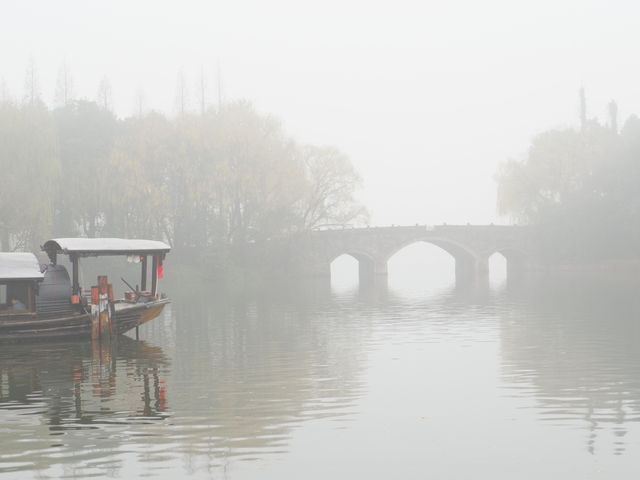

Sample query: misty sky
[3,0,639,226]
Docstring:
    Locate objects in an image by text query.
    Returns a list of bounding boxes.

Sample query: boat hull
[0,299,169,343]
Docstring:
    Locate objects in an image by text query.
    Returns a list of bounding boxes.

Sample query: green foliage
[53,100,118,237]
[106,112,173,241]
[0,100,59,250]
[205,102,306,245]
[0,98,366,266]
[496,116,640,261]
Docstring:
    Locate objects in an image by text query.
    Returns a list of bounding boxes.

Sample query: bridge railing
[311,224,437,232]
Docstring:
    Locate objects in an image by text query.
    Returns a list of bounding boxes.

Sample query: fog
[4,1,640,225]
[3,2,640,479]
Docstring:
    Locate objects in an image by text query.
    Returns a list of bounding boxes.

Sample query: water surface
[1,259,639,479]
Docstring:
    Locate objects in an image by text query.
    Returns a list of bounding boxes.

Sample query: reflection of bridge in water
[293,225,534,284]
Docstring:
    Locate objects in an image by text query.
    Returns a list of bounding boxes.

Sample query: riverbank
[526,259,640,277]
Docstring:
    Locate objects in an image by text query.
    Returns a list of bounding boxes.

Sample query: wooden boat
[0,238,170,343]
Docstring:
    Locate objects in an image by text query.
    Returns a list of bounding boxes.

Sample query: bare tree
[174,69,188,115]
[608,100,618,134]
[579,86,587,131]
[196,66,207,115]
[133,87,147,118]
[0,77,11,103]
[96,75,113,111]
[54,61,75,107]
[217,61,224,109]
[23,56,41,105]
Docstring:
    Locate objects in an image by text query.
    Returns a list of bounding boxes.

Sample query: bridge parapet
[293,224,534,283]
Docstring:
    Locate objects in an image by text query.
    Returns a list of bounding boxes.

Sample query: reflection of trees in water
[348,274,640,457]
[498,274,640,455]
[13,272,638,476]
[0,337,169,476]
[161,279,369,467]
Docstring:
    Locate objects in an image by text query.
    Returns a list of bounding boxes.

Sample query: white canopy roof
[43,238,171,258]
[0,252,45,281]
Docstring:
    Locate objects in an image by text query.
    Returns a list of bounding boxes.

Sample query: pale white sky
[2,0,639,225]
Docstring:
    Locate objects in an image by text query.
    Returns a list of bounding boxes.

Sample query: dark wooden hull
[0,299,169,343]
[112,300,170,335]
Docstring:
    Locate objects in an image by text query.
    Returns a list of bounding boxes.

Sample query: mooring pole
[151,255,158,297]
[72,254,80,295]
[141,256,148,291]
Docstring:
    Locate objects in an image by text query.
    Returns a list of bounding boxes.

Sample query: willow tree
[496,122,616,224]
[495,117,636,260]
[297,145,367,229]
[0,100,59,250]
[209,101,307,245]
[163,112,221,252]
[53,100,118,237]
[105,112,173,242]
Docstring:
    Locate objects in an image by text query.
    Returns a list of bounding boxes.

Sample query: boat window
[0,282,31,312]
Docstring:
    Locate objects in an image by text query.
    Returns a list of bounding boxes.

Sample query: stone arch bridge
[292,225,534,283]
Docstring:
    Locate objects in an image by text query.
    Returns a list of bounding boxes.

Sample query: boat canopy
[43,238,171,262]
[0,252,45,282]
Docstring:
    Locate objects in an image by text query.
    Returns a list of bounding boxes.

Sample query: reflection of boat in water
[0,335,170,476]
[0,335,169,417]
[0,238,170,342]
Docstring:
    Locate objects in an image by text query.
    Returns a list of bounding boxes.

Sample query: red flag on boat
[157,255,164,279]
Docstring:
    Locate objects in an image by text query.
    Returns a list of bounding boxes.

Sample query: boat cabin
[0,239,170,342]
[0,252,45,316]
[42,238,171,302]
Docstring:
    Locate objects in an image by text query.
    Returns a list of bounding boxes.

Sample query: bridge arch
[383,236,485,282]
[385,236,479,262]
[296,225,533,284]
[487,251,507,284]
[482,246,530,278]
[328,250,380,285]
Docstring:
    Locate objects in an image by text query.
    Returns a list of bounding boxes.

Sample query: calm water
[1,253,640,479]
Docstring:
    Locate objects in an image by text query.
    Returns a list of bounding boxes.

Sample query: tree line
[0,95,366,267]
[496,93,640,262]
